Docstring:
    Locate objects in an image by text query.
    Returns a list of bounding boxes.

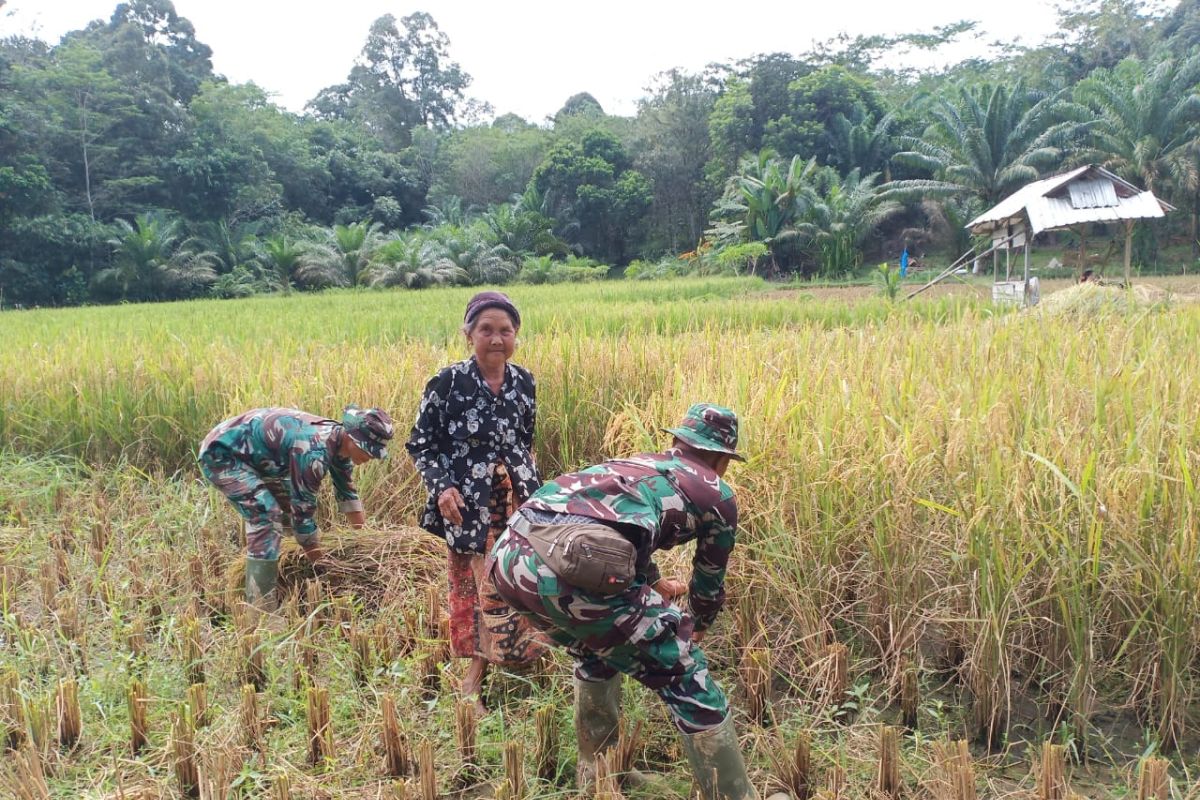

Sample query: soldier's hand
[345,510,366,529]
[438,487,468,526]
[653,577,688,600]
[691,629,706,644]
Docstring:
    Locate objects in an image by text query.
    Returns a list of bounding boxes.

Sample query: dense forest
[2,0,1199,306]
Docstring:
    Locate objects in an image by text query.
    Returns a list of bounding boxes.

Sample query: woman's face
[467,308,517,366]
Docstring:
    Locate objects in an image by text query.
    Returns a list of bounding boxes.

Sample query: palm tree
[368,236,466,288]
[887,80,1082,208]
[799,168,904,276]
[1073,53,1200,196]
[708,150,820,274]
[97,214,217,300]
[294,221,383,288]
[427,226,518,285]
[260,235,303,295]
[479,202,565,258]
[828,109,900,179]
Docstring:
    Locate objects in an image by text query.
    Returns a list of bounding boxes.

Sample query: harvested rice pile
[225,526,445,611]
[1035,282,1195,316]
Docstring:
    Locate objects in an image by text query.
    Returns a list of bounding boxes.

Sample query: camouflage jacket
[521,448,737,630]
[199,408,361,537]
[406,358,541,554]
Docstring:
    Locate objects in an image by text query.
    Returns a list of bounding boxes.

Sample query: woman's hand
[653,577,688,600]
[438,487,468,526]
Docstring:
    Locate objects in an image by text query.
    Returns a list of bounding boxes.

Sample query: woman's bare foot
[462,656,489,715]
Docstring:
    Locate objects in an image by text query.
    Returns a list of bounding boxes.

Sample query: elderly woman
[406,291,545,711]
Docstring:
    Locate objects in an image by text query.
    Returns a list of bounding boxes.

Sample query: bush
[516,255,608,284]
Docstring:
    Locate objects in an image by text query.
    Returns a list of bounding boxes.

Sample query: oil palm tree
[368,235,465,288]
[1073,52,1200,196]
[887,80,1082,208]
[799,168,904,276]
[260,235,303,295]
[97,213,217,300]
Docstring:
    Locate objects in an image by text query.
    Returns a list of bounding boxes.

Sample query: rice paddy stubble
[3,279,1200,792]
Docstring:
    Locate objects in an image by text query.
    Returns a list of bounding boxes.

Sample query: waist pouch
[509,512,636,595]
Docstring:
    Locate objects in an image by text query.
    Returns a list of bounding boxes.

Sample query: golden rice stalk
[187,683,209,729]
[593,749,625,800]
[55,592,82,642]
[391,779,413,799]
[306,684,334,767]
[303,579,324,630]
[198,749,237,800]
[382,694,410,777]
[826,765,846,799]
[271,769,293,800]
[400,608,421,657]
[901,661,919,731]
[824,642,849,717]
[89,517,109,567]
[333,594,355,636]
[1137,756,1169,800]
[55,681,81,753]
[38,563,55,611]
[128,679,148,755]
[614,719,643,775]
[24,692,51,757]
[1,669,26,750]
[351,626,373,686]
[3,744,50,800]
[424,584,442,641]
[455,699,478,782]
[182,614,205,686]
[126,616,147,663]
[496,739,526,800]
[421,651,441,701]
[1037,741,1068,800]
[929,740,977,800]
[876,725,900,799]
[172,708,200,798]
[374,620,397,667]
[533,704,558,783]
[740,645,772,727]
[53,546,70,590]
[771,730,811,800]
[418,740,438,800]
[241,629,267,691]
[240,684,262,752]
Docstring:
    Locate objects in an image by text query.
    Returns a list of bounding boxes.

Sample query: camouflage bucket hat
[663,403,745,462]
[342,405,395,459]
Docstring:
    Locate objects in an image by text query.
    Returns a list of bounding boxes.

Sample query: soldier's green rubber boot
[244,556,284,631]
[680,715,790,800]
[574,675,621,789]
[574,676,658,791]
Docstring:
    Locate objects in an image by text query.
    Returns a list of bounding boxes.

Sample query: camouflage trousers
[198,445,314,560]
[488,526,728,733]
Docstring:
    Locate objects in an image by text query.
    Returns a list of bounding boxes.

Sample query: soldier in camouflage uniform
[489,403,787,800]
[198,405,394,618]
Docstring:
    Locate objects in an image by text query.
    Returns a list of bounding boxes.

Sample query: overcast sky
[2,1,1094,122]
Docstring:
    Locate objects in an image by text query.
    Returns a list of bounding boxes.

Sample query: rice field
[2,276,1200,798]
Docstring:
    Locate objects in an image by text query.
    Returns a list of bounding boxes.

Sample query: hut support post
[1124,220,1134,286]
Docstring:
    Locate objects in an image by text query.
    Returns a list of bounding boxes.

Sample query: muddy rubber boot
[574,675,621,789]
[244,556,284,632]
[680,715,790,800]
[574,676,658,791]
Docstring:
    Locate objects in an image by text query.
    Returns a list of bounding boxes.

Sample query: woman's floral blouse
[406,357,541,553]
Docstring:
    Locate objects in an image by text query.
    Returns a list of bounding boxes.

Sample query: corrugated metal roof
[966,165,1174,235]
[1068,178,1118,209]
